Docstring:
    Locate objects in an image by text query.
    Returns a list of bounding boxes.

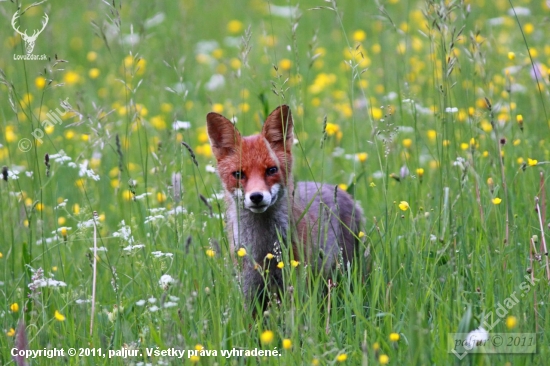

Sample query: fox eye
[232,171,245,180]
[266,167,278,176]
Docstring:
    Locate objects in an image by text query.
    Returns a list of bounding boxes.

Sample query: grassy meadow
[1,0,550,364]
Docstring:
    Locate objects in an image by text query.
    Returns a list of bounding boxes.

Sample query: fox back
[206,105,363,304]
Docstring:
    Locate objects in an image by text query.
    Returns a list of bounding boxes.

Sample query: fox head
[206,105,293,213]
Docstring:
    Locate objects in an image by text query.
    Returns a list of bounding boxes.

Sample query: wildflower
[516,114,523,131]
[527,158,538,167]
[291,260,300,268]
[189,355,200,363]
[389,332,400,342]
[35,76,46,89]
[158,274,175,288]
[227,20,244,34]
[369,182,376,187]
[379,354,389,364]
[338,183,348,191]
[325,122,340,136]
[283,338,292,349]
[54,310,66,321]
[508,52,515,60]
[7,328,15,337]
[336,353,348,362]
[353,29,366,42]
[358,231,365,238]
[506,315,517,329]
[265,253,274,260]
[373,342,380,351]
[416,168,424,181]
[63,71,80,85]
[356,152,368,162]
[89,68,100,79]
[195,344,204,351]
[398,201,409,211]
[277,261,285,269]
[205,249,216,258]
[402,138,413,148]
[10,303,19,312]
[279,58,292,71]
[492,197,502,205]
[427,129,437,141]
[237,248,247,257]
[260,330,274,344]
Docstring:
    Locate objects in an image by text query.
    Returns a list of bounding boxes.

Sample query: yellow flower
[282,338,292,349]
[492,197,502,205]
[416,168,424,178]
[356,152,368,162]
[73,203,80,214]
[35,76,46,89]
[325,122,340,136]
[10,303,19,312]
[260,330,274,344]
[402,138,413,148]
[369,182,376,188]
[205,249,216,258]
[398,201,409,211]
[63,71,80,85]
[0,252,3,258]
[389,332,400,342]
[87,51,97,62]
[336,353,348,362]
[506,315,517,329]
[279,58,292,71]
[54,310,66,321]
[338,183,348,191]
[189,355,200,363]
[373,342,380,351]
[227,20,244,34]
[89,68,100,79]
[7,328,15,337]
[61,227,68,237]
[195,344,204,351]
[237,248,247,257]
[527,158,538,167]
[358,231,365,238]
[291,260,300,268]
[352,29,366,42]
[265,253,274,260]
[379,354,389,365]
[156,192,166,203]
[277,261,284,269]
[508,52,515,60]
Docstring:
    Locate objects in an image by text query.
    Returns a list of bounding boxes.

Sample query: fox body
[206,105,363,303]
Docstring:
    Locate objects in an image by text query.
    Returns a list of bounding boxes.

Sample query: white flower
[464,327,489,350]
[159,274,175,287]
[172,121,191,130]
[163,301,178,308]
[148,305,159,312]
[136,299,146,306]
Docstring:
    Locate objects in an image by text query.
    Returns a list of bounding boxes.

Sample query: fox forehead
[237,135,280,171]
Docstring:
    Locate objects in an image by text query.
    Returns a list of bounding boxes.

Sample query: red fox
[206,105,363,305]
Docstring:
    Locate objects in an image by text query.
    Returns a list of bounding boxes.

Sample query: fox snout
[243,184,281,213]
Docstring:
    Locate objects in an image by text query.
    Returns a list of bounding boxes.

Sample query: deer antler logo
[11,9,49,54]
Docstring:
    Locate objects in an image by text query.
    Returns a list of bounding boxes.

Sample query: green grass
[1,0,549,364]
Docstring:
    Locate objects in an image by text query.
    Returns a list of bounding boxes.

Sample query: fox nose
[249,192,264,204]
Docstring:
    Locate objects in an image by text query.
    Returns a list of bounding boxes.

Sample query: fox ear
[262,105,293,150]
[206,112,241,160]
